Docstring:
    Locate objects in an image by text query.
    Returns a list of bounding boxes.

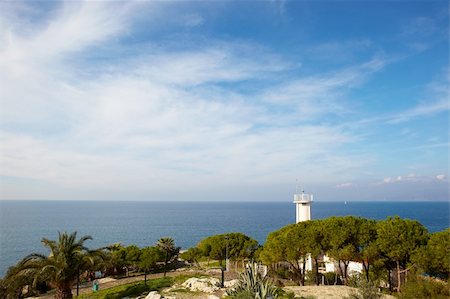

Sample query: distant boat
[344,201,347,205]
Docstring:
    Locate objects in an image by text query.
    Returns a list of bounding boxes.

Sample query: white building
[293,189,313,223]
[294,189,314,271]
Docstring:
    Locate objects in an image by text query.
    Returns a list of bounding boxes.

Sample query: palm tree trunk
[164,251,168,277]
[76,267,80,296]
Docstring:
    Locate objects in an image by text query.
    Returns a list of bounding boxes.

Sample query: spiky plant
[156,237,176,277]
[227,263,278,299]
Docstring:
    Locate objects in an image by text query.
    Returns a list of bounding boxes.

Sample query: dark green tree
[411,228,450,279]
[323,216,361,285]
[104,243,127,276]
[124,245,141,276]
[260,224,309,285]
[156,237,176,277]
[356,218,379,281]
[196,233,259,268]
[181,247,203,268]
[139,246,164,284]
[377,216,428,292]
[302,220,328,285]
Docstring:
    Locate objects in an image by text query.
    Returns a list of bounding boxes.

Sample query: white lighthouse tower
[293,188,313,223]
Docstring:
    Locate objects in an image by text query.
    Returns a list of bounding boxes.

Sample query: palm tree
[14,231,104,299]
[156,237,175,277]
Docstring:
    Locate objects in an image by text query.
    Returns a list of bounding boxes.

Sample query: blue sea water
[0,200,449,277]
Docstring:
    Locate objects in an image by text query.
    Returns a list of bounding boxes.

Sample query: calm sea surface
[0,200,449,276]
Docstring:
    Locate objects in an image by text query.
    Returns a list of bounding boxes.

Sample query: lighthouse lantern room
[293,189,313,223]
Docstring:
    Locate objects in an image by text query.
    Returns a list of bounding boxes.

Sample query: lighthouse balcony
[293,194,313,203]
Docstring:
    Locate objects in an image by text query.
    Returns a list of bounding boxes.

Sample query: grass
[76,277,173,299]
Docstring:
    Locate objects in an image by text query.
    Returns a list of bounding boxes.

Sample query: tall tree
[323,216,360,285]
[156,237,176,277]
[139,246,164,285]
[412,228,450,279]
[124,245,141,276]
[104,243,126,276]
[377,216,428,292]
[356,218,379,281]
[260,224,309,285]
[302,220,328,285]
[10,232,104,299]
[196,233,259,268]
[180,247,203,268]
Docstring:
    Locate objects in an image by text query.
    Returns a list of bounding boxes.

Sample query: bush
[346,275,382,299]
[274,265,291,279]
[323,272,340,285]
[398,277,450,299]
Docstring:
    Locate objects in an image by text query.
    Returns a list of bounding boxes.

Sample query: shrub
[398,276,450,299]
[346,275,382,299]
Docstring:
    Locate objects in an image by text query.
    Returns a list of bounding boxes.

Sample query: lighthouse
[293,189,313,223]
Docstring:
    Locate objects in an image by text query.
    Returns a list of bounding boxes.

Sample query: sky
[0,1,448,201]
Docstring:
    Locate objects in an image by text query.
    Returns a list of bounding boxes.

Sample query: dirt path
[284,285,396,299]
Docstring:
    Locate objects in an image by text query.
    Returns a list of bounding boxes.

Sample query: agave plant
[227,262,278,299]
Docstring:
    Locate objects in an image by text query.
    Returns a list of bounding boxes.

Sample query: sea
[0,200,449,277]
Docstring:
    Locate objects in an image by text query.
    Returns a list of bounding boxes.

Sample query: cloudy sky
[0,1,448,201]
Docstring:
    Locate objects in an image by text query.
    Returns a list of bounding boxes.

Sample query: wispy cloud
[0,1,371,199]
[336,182,355,188]
[0,1,447,201]
[380,173,446,185]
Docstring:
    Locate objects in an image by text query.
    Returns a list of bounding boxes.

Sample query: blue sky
[0,1,448,201]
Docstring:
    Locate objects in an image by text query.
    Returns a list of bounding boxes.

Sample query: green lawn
[76,277,173,299]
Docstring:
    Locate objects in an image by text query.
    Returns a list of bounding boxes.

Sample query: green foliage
[76,277,173,299]
[105,244,127,275]
[260,224,308,285]
[196,233,259,265]
[397,276,450,299]
[139,246,164,273]
[377,216,428,267]
[181,247,203,267]
[157,237,179,276]
[227,264,278,299]
[323,271,339,285]
[124,245,142,267]
[0,263,36,298]
[412,228,450,279]
[377,216,428,291]
[346,275,382,299]
[7,231,105,299]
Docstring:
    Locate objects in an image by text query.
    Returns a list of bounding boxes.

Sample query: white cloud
[380,173,447,185]
[386,77,449,124]
[436,174,446,181]
[0,2,374,199]
[336,183,355,188]
[1,1,444,201]
[260,57,386,120]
